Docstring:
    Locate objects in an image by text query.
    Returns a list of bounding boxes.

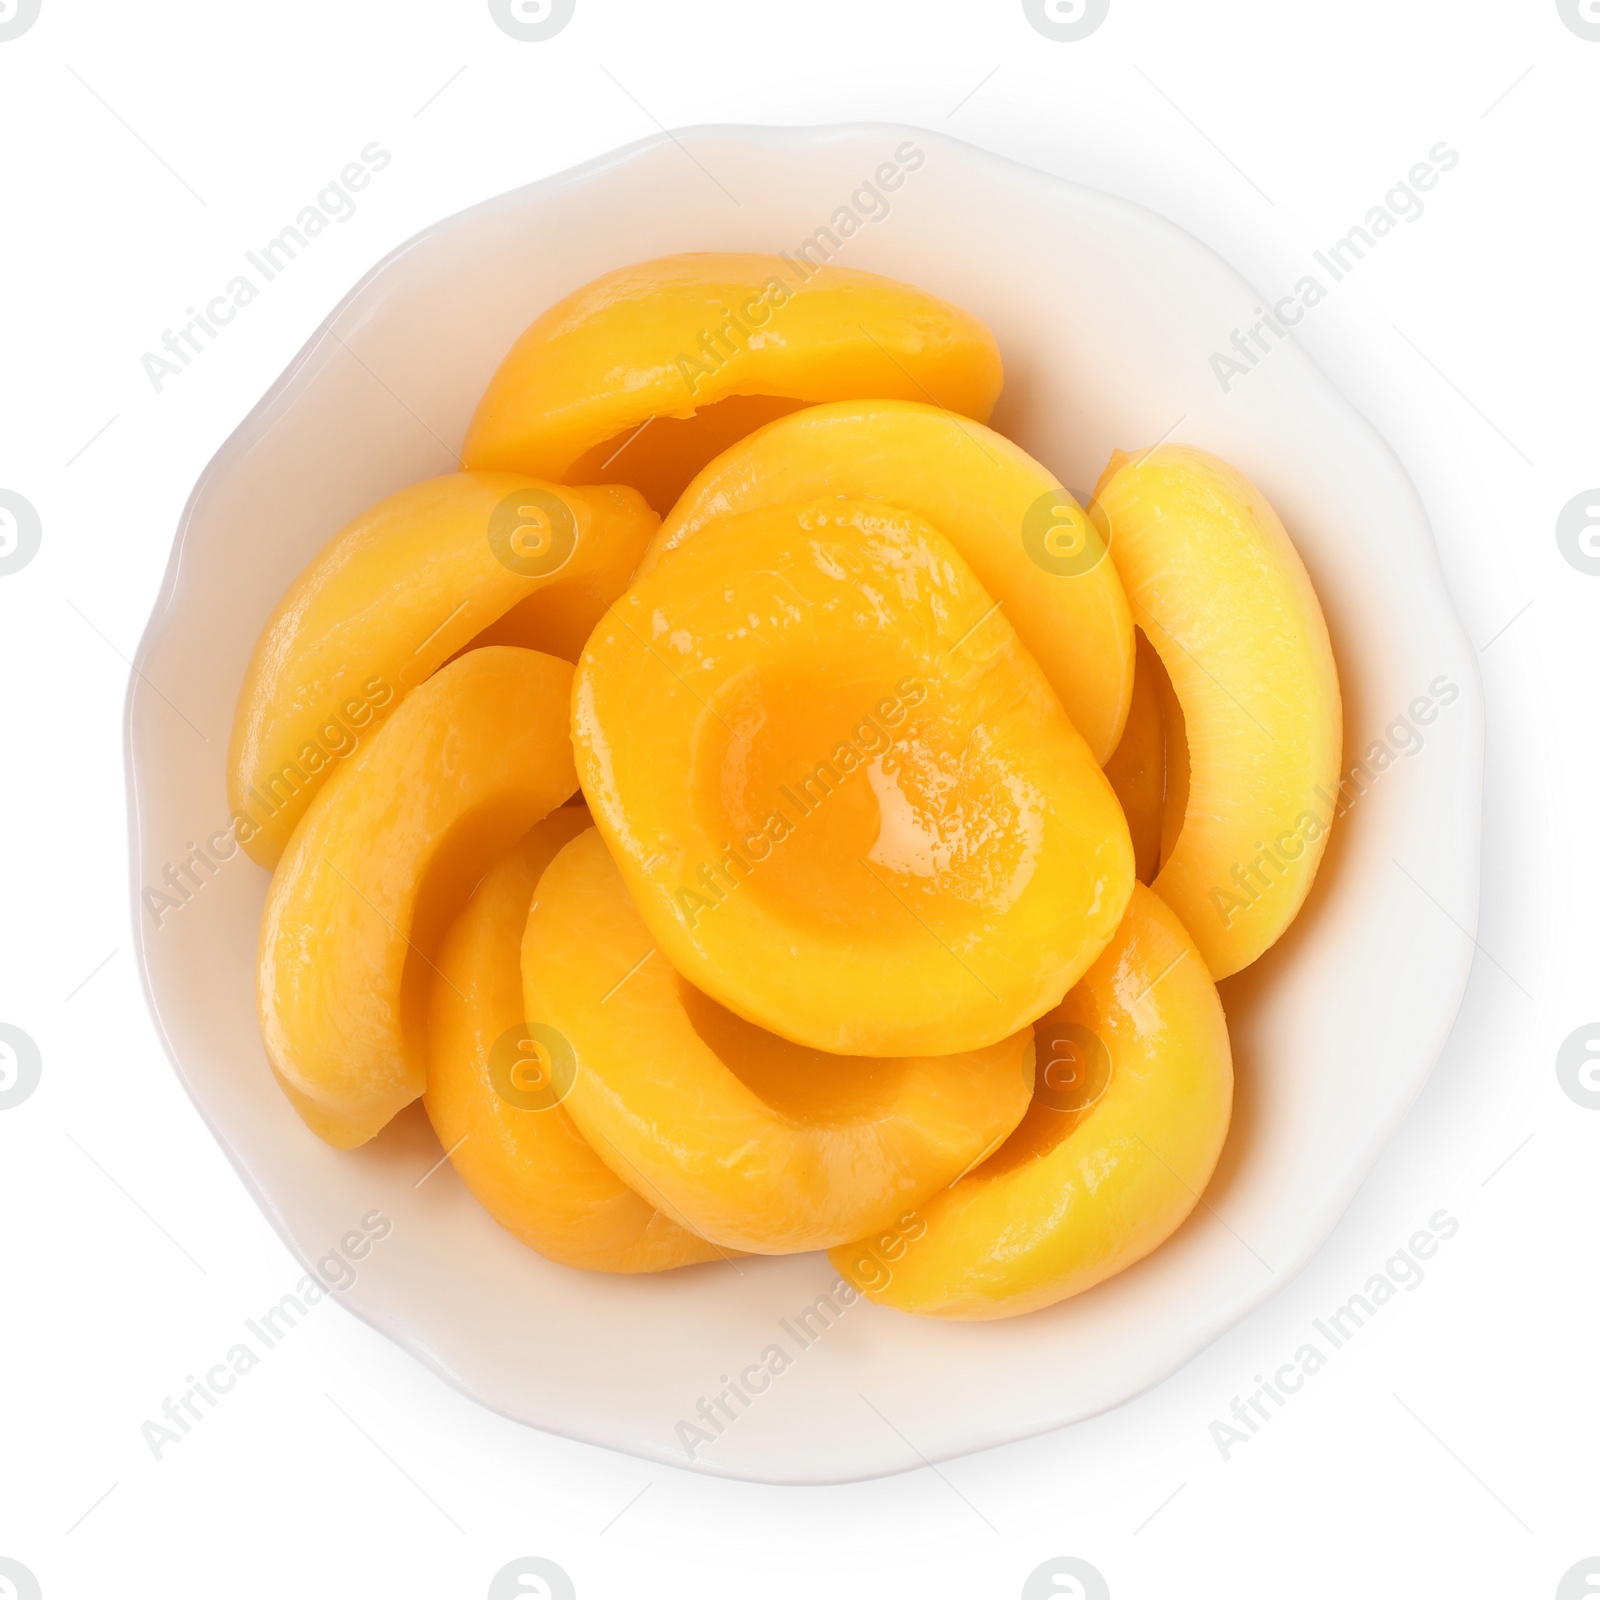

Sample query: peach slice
[258,647,577,1148]
[1090,446,1342,977]
[425,812,726,1272]
[229,471,655,865]
[521,830,1035,1255]
[572,497,1135,1056]
[1102,629,1169,884]
[829,884,1233,1319]
[1156,645,1190,872]
[460,254,1004,514]
[642,399,1135,764]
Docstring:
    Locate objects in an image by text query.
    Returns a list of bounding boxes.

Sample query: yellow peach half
[425,812,726,1272]
[1090,446,1342,977]
[521,829,1035,1254]
[829,884,1233,1319]
[258,647,577,1149]
[642,399,1135,764]
[572,497,1135,1056]
[460,254,1004,514]
[229,471,655,865]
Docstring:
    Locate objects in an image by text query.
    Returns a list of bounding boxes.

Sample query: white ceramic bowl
[127,123,1482,1484]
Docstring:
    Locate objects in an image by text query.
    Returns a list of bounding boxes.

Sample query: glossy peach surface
[460,253,1004,513]
[425,813,725,1272]
[258,647,577,1148]
[1103,629,1168,884]
[521,830,1035,1254]
[829,885,1232,1318]
[229,471,655,864]
[645,400,1135,763]
[572,497,1135,1055]
[1091,446,1342,977]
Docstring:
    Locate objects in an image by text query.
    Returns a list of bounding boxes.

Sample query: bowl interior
[127,123,1481,1483]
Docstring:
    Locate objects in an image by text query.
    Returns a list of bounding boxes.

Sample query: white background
[1,2,1595,1596]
